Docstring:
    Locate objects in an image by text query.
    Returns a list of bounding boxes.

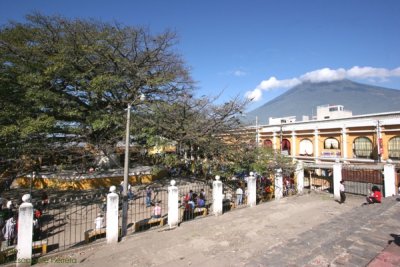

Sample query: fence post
[16,194,33,267]
[333,161,342,202]
[106,186,119,244]
[274,168,283,200]
[384,162,396,197]
[168,180,179,228]
[296,160,304,194]
[213,175,223,215]
[247,172,257,207]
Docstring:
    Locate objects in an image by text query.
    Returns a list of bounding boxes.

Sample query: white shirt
[236,188,243,195]
[94,217,104,229]
[339,184,345,192]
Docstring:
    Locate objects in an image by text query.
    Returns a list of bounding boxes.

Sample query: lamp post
[30,171,36,196]
[122,94,145,237]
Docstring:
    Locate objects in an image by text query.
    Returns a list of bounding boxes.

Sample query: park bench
[0,241,47,263]
[180,203,211,221]
[193,207,208,216]
[0,246,17,263]
[134,215,167,232]
[32,240,47,254]
[84,228,106,243]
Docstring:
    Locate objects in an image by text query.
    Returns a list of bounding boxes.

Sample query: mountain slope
[245,79,400,124]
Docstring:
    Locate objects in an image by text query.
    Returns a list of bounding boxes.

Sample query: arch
[263,139,273,148]
[353,137,373,159]
[388,136,400,159]
[324,137,340,149]
[281,139,291,155]
[299,139,313,156]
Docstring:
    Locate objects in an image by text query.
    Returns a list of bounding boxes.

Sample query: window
[324,137,340,149]
[299,139,313,156]
[329,107,338,112]
[353,137,373,158]
[281,139,291,155]
[263,139,272,148]
[388,136,400,159]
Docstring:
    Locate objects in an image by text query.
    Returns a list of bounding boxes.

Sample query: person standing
[236,187,243,206]
[339,180,346,204]
[146,187,152,207]
[2,214,17,247]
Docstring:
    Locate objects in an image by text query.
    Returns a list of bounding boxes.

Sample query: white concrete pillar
[168,180,179,228]
[274,169,283,200]
[291,131,296,157]
[17,194,33,267]
[333,162,342,201]
[247,172,257,207]
[341,126,347,160]
[213,175,223,215]
[106,186,119,244]
[384,163,396,197]
[296,160,304,194]
[272,131,277,150]
[314,128,319,162]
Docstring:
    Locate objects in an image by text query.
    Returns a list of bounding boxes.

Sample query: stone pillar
[17,194,33,267]
[384,163,396,197]
[247,172,257,207]
[272,131,277,150]
[213,175,223,215]
[168,180,179,228]
[106,186,119,244]
[274,168,283,200]
[296,160,304,194]
[333,162,342,201]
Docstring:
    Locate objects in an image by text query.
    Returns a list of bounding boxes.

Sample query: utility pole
[122,94,145,237]
[121,103,131,237]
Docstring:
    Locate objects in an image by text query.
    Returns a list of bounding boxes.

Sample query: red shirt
[373,191,382,203]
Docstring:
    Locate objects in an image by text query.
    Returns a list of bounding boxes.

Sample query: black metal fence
[178,182,212,223]
[342,165,384,196]
[303,164,334,193]
[0,175,300,265]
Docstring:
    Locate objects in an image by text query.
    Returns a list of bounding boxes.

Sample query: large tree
[0,13,194,171]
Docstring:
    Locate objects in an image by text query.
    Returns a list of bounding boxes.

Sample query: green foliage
[0,13,193,172]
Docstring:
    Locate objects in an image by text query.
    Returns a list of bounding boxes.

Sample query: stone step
[251,196,399,266]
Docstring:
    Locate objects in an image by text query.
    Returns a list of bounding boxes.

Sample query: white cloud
[246,66,400,101]
[233,70,247,77]
[256,76,301,91]
[245,88,262,101]
[300,68,346,82]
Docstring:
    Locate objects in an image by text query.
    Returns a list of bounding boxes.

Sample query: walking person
[339,180,346,204]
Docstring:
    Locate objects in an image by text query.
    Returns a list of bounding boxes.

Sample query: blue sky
[1,0,399,111]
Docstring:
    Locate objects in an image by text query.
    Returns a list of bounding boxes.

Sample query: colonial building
[251,110,400,164]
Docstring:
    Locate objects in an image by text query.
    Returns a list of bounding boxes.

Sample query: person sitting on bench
[152,203,161,219]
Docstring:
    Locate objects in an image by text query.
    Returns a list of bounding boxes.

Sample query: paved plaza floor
[31,191,400,267]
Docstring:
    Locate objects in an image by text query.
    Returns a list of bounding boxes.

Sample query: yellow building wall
[13,170,168,190]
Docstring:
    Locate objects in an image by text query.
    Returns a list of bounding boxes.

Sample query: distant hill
[245,79,400,125]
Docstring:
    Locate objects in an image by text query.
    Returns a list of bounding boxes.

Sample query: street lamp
[30,171,36,196]
[122,94,145,237]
